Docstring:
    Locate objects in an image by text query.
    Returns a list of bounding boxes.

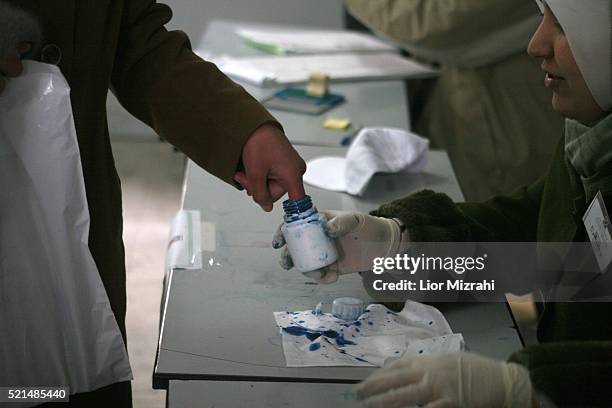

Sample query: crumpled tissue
[274,300,463,367]
[303,127,429,196]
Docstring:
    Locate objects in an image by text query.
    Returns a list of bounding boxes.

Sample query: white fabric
[274,300,463,367]
[0,61,132,400]
[304,127,429,196]
[543,0,612,111]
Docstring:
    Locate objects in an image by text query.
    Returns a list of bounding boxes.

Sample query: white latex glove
[354,352,534,408]
[272,210,408,284]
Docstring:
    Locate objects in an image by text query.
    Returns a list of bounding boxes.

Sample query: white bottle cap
[332,297,365,321]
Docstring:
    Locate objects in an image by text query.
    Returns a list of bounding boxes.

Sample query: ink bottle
[281,196,338,273]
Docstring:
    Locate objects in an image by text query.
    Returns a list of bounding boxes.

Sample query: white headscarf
[535,0,612,111]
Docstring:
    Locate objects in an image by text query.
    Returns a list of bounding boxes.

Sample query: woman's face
[528,5,606,123]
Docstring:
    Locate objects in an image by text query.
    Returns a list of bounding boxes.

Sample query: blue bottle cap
[332,297,365,321]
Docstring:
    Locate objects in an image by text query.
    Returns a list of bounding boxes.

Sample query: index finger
[362,382,433,408]
[354,366,422,400]
[286,179,306,201]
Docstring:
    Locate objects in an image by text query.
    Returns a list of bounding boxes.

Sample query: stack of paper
[236,28,396,55]
[202,53,438,87]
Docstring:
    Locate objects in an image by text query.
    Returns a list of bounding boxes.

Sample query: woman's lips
[544,72,565,88]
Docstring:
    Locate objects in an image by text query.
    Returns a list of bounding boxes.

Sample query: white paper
[0,61,132,400]
[200,52,438,87]
[237,28,395,54]
[583,192,612,272]
[274,301,464,367]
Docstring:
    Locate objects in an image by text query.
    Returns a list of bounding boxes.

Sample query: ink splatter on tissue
[309,343,321,351]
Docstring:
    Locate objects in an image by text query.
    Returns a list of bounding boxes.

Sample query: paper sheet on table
[236,28,396,54]
[274,300,464,367]
[201,53,438,87]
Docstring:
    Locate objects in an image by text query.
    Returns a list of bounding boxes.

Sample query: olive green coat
[372,128,612,405]
[346,0,565,201]
[19,0,277,338]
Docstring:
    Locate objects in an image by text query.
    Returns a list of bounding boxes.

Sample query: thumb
[272,224,286,249]
[326,213,362,238]
[234,171,249,191]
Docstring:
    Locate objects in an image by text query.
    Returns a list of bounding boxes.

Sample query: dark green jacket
[18,0,277,339]
[372,138,612,406]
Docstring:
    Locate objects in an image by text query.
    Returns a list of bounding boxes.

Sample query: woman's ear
[0,1,42,61]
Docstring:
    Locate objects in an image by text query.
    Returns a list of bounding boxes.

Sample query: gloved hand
[354,352,534,408]
[272,210,409,284]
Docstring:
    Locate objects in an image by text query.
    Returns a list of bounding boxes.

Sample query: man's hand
[234,124,306,212]
[0,43,31,95]
[273,210,407,283]
[354,352,534,408]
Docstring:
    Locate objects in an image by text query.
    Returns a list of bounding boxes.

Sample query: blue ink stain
[429,321,433,325]
[283,326,321,341]
[298,320,305,323]
[419,350,423,354]
[355,357,368,363]
[354,321,362,327]
[283,326,308,336]
[355,328,361,333]
[368,321,374,326]
[322,330,338,338]
[335,334,356,346]
[394,351,400,354]
[309,343,321,351]
[283,326,343,342]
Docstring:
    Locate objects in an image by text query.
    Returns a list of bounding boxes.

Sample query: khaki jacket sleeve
[110,0,279,184]
[345,0,541,66]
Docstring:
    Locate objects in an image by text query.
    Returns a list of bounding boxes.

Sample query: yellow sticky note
[323,118,352,130]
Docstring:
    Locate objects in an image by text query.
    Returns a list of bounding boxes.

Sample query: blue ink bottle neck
[283,195,317,223]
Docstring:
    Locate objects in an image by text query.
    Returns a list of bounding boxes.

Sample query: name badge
[583,191,612,273]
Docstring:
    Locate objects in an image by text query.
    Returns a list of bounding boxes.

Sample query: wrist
[384,217,403,257]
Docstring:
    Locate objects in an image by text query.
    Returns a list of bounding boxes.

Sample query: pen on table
[340,125,364,146]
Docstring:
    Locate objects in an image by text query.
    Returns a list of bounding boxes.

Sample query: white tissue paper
[274,300,463,367]
[304,127,429,196]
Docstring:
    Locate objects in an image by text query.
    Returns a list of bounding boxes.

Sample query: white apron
[0,61,132,405]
